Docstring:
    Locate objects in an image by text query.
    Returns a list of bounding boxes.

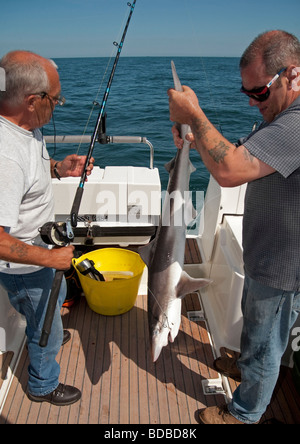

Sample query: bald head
[0,50,58,107]
[3,50,58,70]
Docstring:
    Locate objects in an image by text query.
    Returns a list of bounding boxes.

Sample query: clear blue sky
[1,0,300,58]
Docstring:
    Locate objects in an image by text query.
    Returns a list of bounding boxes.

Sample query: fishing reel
[39,220,74,247]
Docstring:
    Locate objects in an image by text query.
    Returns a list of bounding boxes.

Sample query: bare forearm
[0,233,54,268]
[190,112,242,186]
[189,110,273,187]
[168,85,275,187]
[0,229,74,270]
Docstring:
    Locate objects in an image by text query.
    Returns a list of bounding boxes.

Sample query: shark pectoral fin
[176,271,212,298]
[138,240,156,267]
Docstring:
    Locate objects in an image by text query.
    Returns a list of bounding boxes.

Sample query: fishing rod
[39,0,137,348]
[71,0,137,229]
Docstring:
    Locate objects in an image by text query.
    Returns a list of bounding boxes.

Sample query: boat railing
[44,135,154,170]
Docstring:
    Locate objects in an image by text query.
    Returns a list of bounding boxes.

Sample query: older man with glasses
[169,30,300,424]
[0,50,94,406]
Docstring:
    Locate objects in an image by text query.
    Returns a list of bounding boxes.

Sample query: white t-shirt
[0,116,54,274]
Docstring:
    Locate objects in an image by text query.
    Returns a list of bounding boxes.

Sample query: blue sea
[45,57,261,192]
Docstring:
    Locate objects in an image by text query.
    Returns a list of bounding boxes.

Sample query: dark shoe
[196,405,246,424]
[213,356,241,382]
[28,383,81,406]
[26,330,71,350]
[62,329,71,346]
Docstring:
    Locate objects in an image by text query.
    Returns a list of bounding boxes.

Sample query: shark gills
[139,61,211,362]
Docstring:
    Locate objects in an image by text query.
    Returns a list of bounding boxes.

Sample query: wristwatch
[53,162,61,180]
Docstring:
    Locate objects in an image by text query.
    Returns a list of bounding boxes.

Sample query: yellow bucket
[72,248,145,316]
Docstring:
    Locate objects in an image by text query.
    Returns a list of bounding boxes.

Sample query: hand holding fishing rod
[39,155,93,348]
[39,216,76,349]
[39,0,137,347]
[54,154,94,179]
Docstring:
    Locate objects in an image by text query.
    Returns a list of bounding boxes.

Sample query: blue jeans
[0,268,66,396]
[228,274,300,424]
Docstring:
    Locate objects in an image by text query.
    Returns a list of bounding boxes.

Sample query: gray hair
[0,50,57,107]
[240,30,300,75]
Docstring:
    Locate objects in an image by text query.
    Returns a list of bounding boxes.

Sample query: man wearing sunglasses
[0,51,94,406]
[169,30,300,424]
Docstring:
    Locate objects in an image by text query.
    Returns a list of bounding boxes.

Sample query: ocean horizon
[44,56,261,192]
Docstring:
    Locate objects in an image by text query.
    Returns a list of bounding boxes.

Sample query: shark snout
[151,330,171,362]
[150,300,182,362]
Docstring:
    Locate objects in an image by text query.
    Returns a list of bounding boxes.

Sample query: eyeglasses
[40,92,66,106]
[240,67,287,102]
[35,91,66,106]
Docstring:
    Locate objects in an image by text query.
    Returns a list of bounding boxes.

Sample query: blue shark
[139,62,211,362]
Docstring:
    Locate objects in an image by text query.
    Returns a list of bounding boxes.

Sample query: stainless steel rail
[44,135,154,169]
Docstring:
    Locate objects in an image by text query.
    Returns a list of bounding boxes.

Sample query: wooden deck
[0,294,224,424]
[1,239,300,424]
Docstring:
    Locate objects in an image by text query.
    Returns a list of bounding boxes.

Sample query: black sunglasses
[241,67,287,102]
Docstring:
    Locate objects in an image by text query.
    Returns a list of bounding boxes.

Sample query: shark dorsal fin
[139,239,156,267]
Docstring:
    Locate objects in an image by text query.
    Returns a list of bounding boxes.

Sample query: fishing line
[42,103,57,160]
[39,1,137,349]
[186,208,203,236]
[76,4,132,156]
[70,0,137,229]
[147,286,172,331]
[76,56,114,155]
[185,7,223,136]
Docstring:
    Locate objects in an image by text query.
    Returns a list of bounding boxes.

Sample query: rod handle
[70,186,84,228]
[39,270,65,348]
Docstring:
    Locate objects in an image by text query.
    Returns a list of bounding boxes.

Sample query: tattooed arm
[168,86,275,187]
[0,226,74,270]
